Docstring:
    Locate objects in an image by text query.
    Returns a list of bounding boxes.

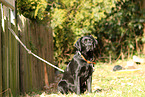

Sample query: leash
[78,51,96,64]
[8,28,64,73]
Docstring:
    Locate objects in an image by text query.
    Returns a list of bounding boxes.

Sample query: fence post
[0,4,2,97]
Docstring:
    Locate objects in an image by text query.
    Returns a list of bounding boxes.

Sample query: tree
[93,0,144,61]
[51,0,118,66]
[17,0,145,66]
[17,0,48,21]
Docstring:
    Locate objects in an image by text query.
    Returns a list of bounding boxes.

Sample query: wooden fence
[0,0,54,96]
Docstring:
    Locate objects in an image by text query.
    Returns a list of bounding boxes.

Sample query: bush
[93,0,144,61]
[17,0,145,67]
[17,0,48,21]
[51,0,118,66]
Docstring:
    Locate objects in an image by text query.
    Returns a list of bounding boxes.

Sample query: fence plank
[19,15,28,93]
[1,18,9,97]
[15,24,20,96]
[41,26,49,87]
[8,8,13,97]
[26,19,33,91]
[23,17,29,91]
[9,23,19,96]
[30,21,38,90]
[0,4,3,97]
[47,25,54,83]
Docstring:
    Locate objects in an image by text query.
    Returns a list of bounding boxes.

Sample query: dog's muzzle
[86,44,93,51]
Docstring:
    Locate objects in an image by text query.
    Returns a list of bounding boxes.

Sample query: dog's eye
[88,39,93,43]
[84,39,87,43]
[89,39,93,42]
[82,38,93,44]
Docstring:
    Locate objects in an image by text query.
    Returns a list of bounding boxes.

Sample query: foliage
[51,0,118,66]
[93,0,145,61]
[17,0,145,66]
[17,0,49,21]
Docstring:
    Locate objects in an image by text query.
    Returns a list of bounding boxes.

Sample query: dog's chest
[78,63,93,78]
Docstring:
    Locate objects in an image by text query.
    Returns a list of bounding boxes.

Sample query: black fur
[58,35,98,94]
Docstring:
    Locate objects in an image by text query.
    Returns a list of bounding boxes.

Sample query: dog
[58,35,98,94]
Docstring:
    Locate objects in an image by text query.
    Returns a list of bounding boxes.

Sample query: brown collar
[78,51,96,64]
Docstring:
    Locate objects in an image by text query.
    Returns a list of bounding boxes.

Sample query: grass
[23,59,145,97]
[91,63,145,97]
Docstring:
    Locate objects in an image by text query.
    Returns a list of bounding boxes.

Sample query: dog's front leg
[87,76,92,93]
[75,76,80,94]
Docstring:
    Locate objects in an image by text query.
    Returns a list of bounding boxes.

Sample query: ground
[22,58,145,97]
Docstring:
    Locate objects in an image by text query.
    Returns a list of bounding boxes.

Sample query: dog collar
[78,51,96,64]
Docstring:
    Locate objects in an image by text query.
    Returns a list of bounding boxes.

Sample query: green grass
[91,64,145,97]
[24,59,145,97]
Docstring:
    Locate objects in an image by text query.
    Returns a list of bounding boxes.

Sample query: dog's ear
[90,35,98,48]
[94,39,98,48]
[74,37,82,51]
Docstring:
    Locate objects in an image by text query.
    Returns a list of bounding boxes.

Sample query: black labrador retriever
[58,35,98,94]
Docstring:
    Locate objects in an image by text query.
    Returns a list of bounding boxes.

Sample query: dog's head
[75,35,98,52]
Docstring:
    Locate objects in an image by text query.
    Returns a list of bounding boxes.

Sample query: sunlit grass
[91,61,145,97]
[26,59,145,97]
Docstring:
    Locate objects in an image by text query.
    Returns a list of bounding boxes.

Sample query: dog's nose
[86,44,93,51]
[87,43,93,46]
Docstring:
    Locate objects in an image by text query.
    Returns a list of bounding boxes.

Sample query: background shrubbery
[17,0,145,68]
[93,0,144,61]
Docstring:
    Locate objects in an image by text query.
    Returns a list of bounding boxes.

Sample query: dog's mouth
[86,50,93,54]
